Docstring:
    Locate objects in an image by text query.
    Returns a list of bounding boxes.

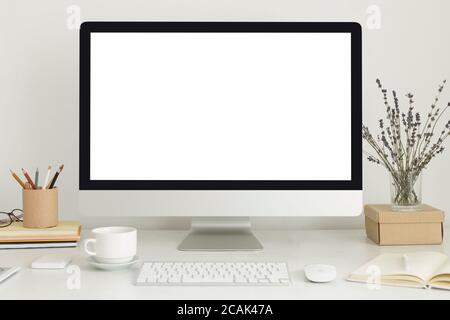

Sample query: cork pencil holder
[23,188,59,228]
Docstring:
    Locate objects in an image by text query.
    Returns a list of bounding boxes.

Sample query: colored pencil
[48,164,64,189]
[34,168,39,188]
[21,168,37,189]
[42,165,52,190]
[10,169,26,189]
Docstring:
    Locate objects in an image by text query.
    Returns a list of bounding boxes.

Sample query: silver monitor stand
[178,217,263,251]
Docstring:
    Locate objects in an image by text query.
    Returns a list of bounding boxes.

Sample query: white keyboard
[136,262,290,286]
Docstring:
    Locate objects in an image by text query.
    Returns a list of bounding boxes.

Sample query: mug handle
[84,239,96,256]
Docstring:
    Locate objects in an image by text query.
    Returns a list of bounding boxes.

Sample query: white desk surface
[1,229,449,300]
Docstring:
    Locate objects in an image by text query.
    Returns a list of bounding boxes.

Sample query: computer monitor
[79,22,362,251]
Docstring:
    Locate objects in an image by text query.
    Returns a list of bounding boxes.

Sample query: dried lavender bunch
[363,79,450,206]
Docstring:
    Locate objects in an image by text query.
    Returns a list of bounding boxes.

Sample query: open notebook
[347,252,450,290]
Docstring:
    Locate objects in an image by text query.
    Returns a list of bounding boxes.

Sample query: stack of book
[0,221,81,249]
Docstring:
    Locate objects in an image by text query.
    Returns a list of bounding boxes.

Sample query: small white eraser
[31,254,72,269]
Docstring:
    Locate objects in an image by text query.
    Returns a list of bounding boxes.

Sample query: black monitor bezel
[80,22,362,190]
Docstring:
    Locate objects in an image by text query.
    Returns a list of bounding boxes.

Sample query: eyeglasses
[0,209,23,228]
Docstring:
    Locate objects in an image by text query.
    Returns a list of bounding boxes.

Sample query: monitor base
[177,217,263,251]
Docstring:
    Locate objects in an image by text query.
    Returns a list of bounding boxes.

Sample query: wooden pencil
[22,168,37,189]
[10,169,26,189]
[48,164,64,189]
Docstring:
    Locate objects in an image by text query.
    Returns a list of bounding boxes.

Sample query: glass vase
[390,171,422,211]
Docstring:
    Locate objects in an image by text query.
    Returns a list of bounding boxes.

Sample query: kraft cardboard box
[364,204,444,246]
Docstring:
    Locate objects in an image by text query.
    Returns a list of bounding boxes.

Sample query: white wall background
[0,0,449,229]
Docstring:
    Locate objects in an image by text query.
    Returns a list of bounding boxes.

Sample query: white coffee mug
[84,226,137,263]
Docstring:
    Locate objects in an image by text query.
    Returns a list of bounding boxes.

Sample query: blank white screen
[90,32,352,180]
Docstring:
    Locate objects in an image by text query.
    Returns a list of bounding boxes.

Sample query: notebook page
[404,252,448,281]
[431,258,450,279]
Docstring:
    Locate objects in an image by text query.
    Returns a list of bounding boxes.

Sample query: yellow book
[0,221,81,243]
[347,252,450,290]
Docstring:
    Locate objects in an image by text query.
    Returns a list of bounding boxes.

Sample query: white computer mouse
[304,264,337,283]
